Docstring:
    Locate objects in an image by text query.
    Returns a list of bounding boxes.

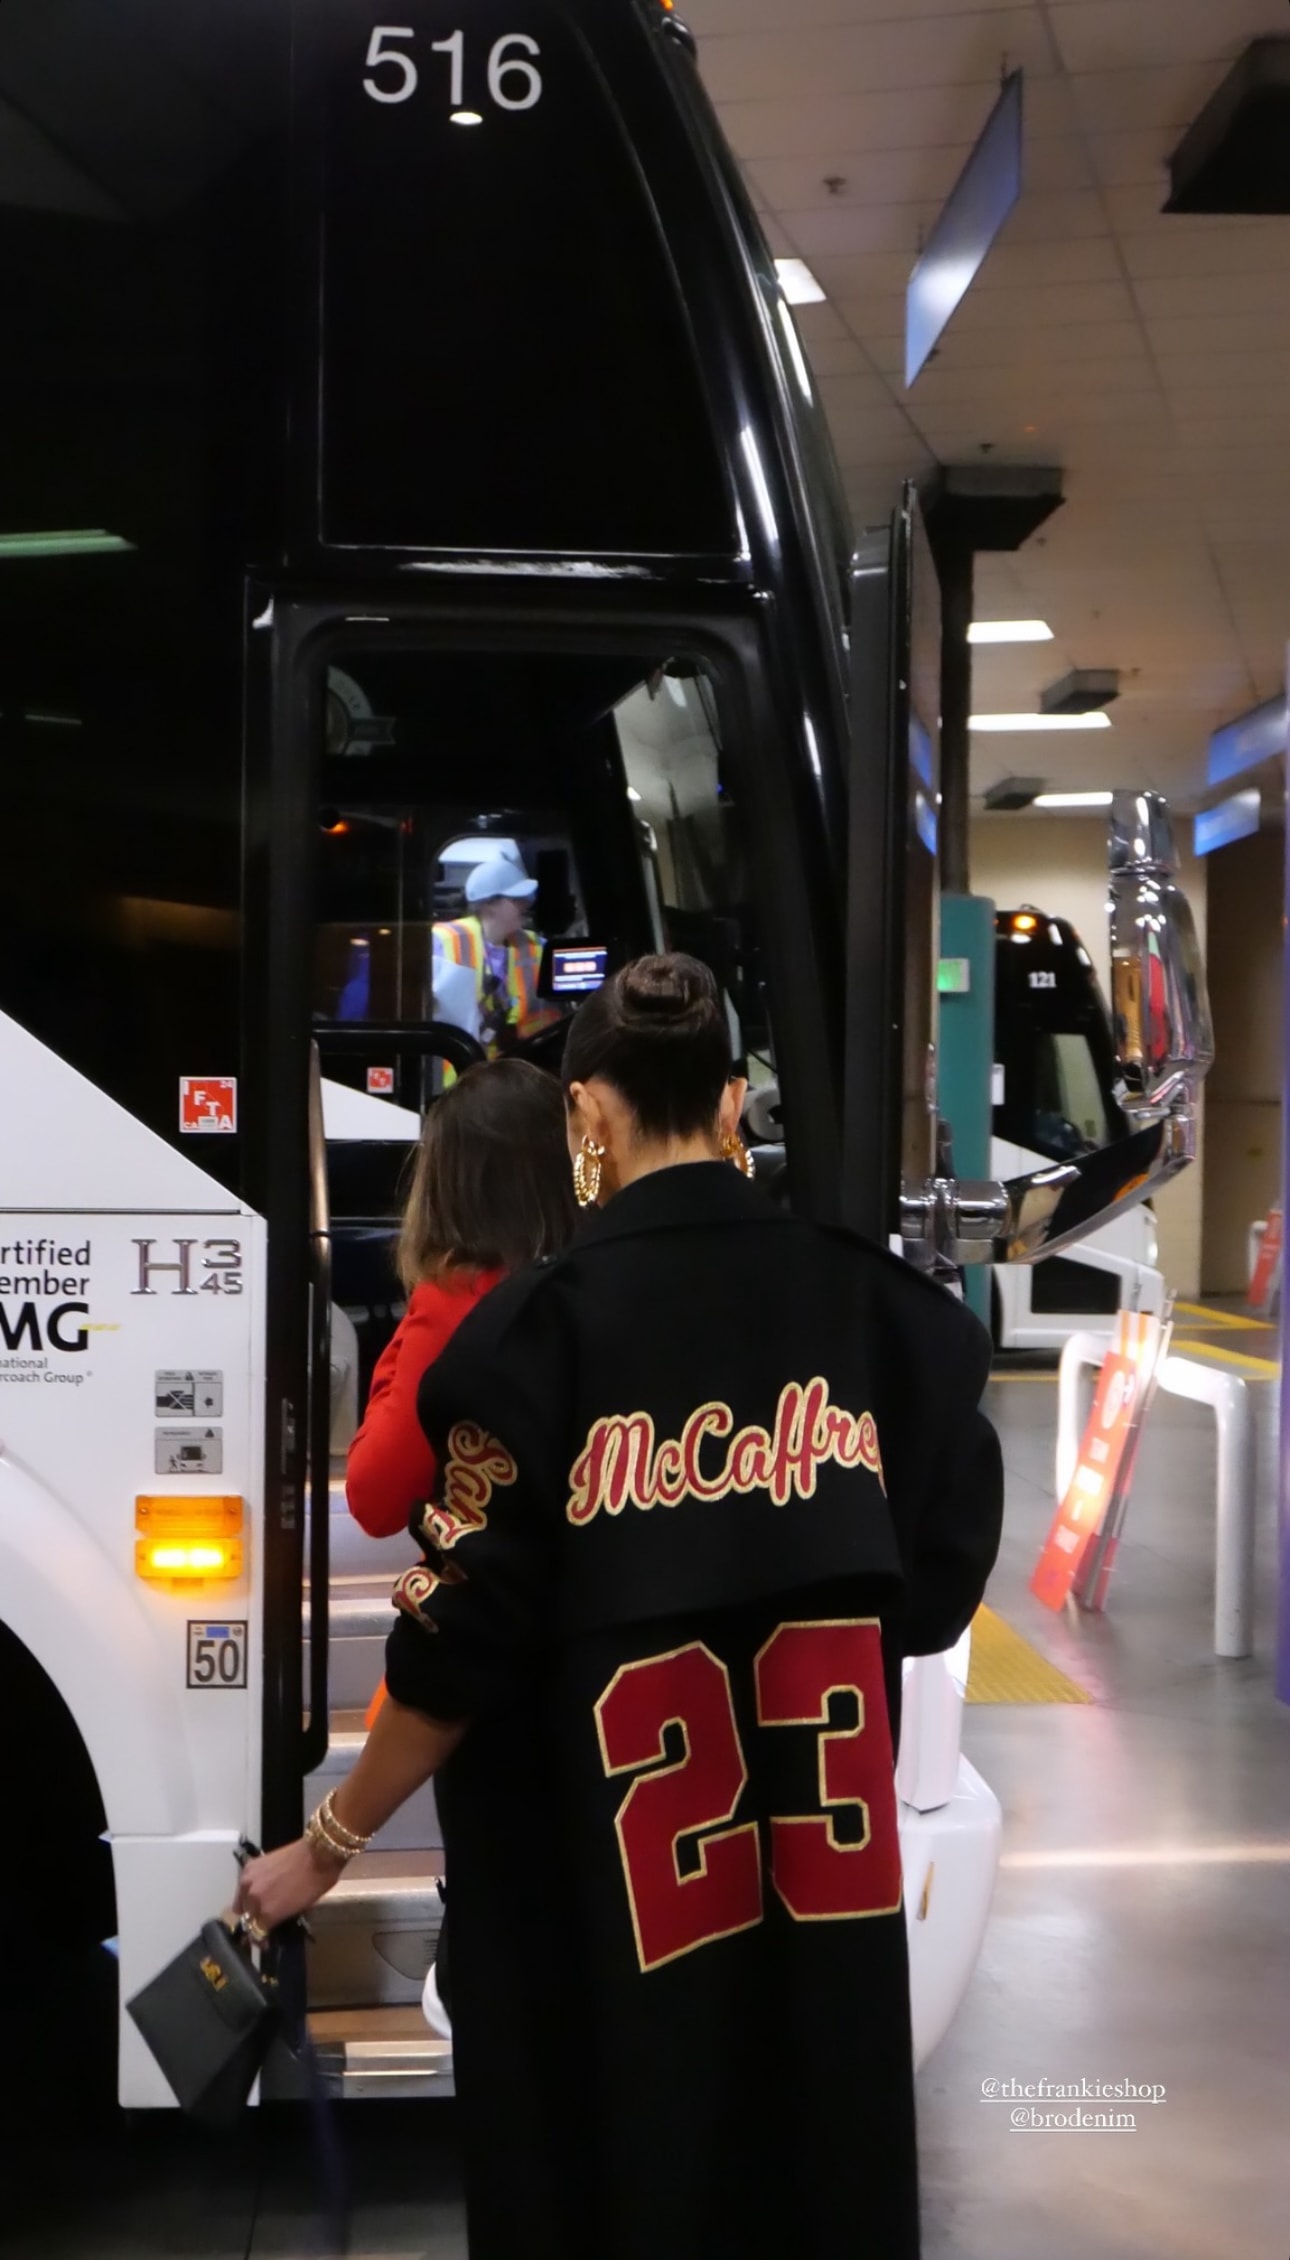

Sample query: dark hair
[561,953,732,1141]
[397,1059,576,1291]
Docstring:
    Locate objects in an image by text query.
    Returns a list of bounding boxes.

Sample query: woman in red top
[346,1058,576,1539]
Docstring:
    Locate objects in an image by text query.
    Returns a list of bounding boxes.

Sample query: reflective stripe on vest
[435,918,549,1035]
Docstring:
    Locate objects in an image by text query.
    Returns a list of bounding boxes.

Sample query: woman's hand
[235,1836,345,1935]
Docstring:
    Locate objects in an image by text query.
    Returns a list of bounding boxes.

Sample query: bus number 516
[363,26,543,112]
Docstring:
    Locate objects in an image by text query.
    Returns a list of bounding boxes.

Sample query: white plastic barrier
[897,1630,1001,2067]
[1056,1329,1256,1660]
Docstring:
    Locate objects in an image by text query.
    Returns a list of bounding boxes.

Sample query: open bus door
[246,597,847,2088]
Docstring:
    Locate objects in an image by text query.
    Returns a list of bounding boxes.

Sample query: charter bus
[0,0,1208,2104]
[991,909,1164,1351]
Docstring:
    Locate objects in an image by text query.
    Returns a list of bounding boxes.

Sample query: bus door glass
[613,666,783,1180]
[293,641,786,1440]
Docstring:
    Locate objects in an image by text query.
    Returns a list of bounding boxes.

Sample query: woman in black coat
[240,953,1003,2260]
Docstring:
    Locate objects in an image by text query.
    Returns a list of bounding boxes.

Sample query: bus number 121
[362,27,543,112]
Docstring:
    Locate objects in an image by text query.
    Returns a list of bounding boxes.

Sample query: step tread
[310,2005,455,2092]
[312,2007,432,2043]
[316,1850,444,1909]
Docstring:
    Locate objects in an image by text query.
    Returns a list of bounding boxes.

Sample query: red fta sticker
[179,1077,237,1134]
[366,1066,395,1096]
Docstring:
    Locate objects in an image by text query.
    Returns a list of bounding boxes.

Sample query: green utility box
[937,894,996,1329]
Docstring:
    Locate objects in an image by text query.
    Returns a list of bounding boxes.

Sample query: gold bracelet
[305,1807,353,1863]
[321,1788,372,1850]
[304,1794,372,1865]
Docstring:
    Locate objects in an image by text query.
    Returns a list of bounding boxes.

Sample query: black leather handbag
[126,1909,280,2128]
[126,1841,297,2128]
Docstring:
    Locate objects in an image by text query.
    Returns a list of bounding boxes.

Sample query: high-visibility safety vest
[433,917,559,1052]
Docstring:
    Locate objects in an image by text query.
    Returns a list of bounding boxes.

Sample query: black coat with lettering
[384,1163,1003,2260]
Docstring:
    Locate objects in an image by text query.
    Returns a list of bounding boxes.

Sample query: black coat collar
[574,1162,771,1248]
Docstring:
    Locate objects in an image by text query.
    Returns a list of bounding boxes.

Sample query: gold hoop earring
[722,1133,755,1181]
[573,1136,606,1208]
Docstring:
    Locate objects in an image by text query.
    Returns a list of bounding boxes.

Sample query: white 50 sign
[363,26,542,110]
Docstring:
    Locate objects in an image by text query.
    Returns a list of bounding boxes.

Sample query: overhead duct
[1041,669,1120,717]
[1165,39,1290,215]
[983,777,1045,812]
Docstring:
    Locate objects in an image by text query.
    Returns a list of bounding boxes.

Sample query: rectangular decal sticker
[179,1077,237,1133]
[155,1369,224,1417]
[366,1066,395,1095]
[155,1425,224,1475]
[187,1620,248,1690]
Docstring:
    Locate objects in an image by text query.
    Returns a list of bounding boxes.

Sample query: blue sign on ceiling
[1207,695,1286,787]
[906,71,1024,388]
[1194,789,1260,857]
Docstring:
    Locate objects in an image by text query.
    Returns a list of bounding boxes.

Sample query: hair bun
[617,953,717,1022]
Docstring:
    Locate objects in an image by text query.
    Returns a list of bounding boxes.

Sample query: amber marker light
[135,1495,244,1584]
[1013,914,1037,931]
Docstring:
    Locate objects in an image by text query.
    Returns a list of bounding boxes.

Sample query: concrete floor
[5,1325,1287,2258]
[921,1342,1290,2260]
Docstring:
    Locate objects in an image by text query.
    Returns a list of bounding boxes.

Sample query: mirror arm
[902,1108,1197,1269]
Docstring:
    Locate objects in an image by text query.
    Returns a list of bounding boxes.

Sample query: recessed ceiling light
[969,711,1112,733]
[967,620,1054,645]
[775,257,826,306]
[0,529,134,558]
[1033,791,1114,809]
[450,109,484,126]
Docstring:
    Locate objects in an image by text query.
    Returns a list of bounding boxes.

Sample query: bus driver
[433,852,559,1055]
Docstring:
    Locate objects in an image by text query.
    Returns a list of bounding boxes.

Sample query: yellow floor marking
[1171,1339,1280,1379]
[966,1604,1092,1705]
[988,1371,1058,1383]
[1174,1300,1275,1334]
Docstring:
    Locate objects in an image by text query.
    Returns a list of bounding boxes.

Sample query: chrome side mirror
[1108,791,1214,1126]
[901,788,1214,1269]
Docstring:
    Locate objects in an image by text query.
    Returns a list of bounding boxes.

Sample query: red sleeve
[345,1279,496,1538]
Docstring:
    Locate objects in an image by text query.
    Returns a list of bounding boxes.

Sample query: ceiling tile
[1067,63,1222,134]
[1045,0,1285,74]
[1133,269,1290,321]
[694,13,1051,105]
[970,235,1123,289]
[687,0,1025,28]
[1118,225,1290,282]
[936,275,1139,330]
[783,201,925,256]
[1084,130,1173,188]
[745,145,975,210]
[1145,311,1290,357]
[715,85,1002,158]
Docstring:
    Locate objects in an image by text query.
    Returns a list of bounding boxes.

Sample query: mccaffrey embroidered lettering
[566,1379,884,1526]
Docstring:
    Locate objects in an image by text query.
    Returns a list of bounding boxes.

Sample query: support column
[938,532,974,898]
[923,466,1065,1332]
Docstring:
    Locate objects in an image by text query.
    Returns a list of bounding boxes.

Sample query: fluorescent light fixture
[1033,791,1114,809]
[967,619,1053,645]
[970,711,1112,733]
[775,257,826,307]
[0,529,134,559]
